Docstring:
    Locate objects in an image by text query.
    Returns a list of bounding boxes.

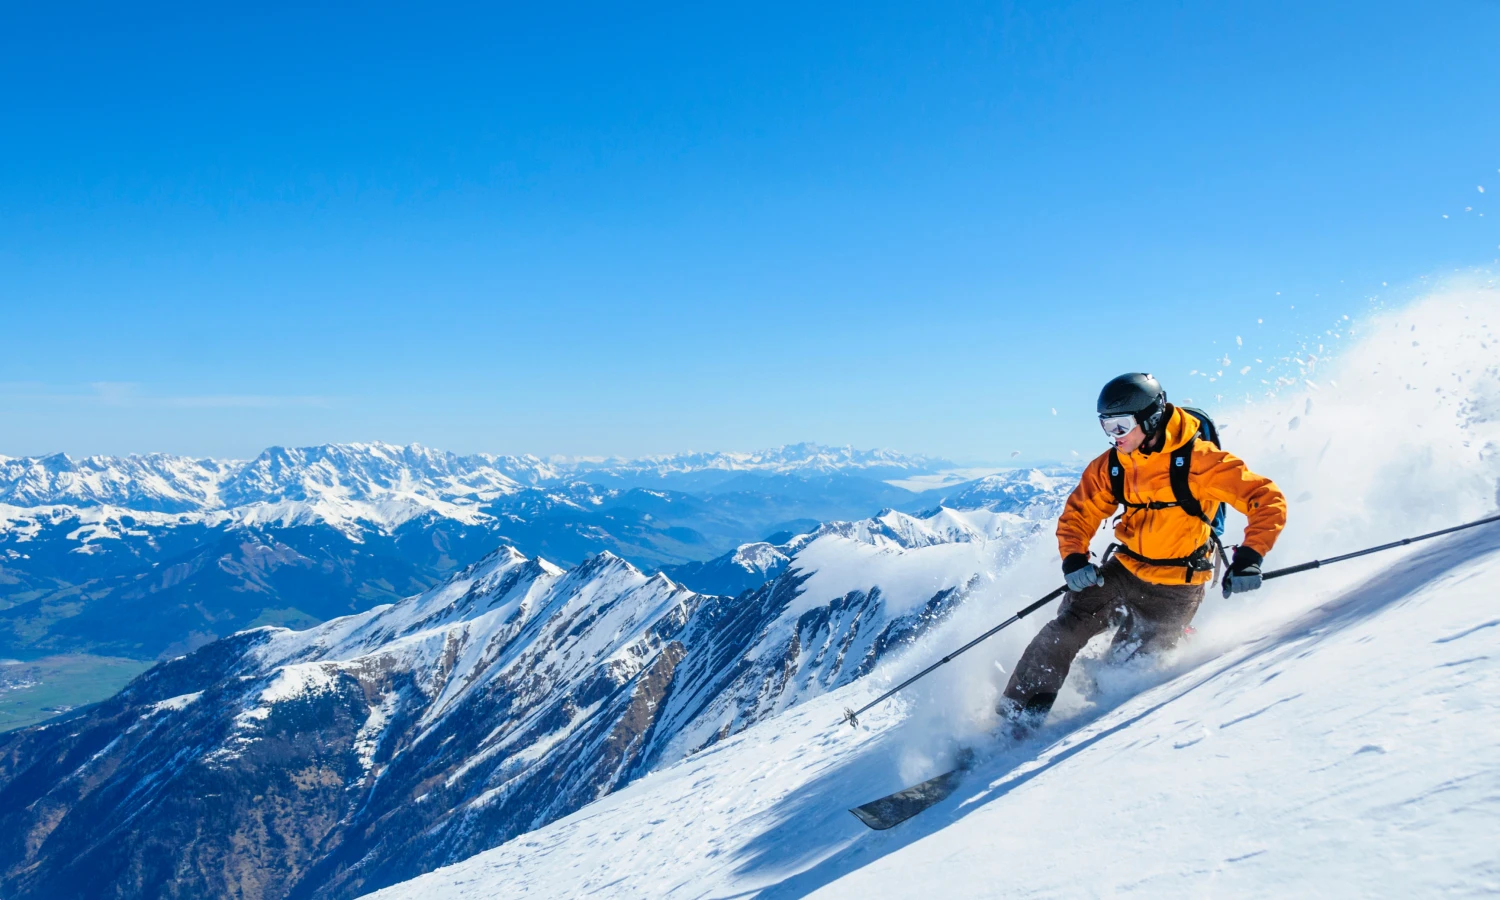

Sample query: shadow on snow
[719,521,1500,900]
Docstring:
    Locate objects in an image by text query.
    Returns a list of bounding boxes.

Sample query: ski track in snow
[365,282,1500,899]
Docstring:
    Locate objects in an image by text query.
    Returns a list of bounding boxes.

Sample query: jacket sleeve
[1192,444,1288,556]
[1056,457,1118,559]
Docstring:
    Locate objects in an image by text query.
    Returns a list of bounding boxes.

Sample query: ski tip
[848,764,970,830]
[848,806,899,830]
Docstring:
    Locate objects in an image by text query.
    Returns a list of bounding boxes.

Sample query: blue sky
[3,1,1497,462]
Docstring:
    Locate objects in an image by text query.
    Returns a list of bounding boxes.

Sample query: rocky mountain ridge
[1,445,1059,665]
[0,441,952,520]
[0,505,1047,900]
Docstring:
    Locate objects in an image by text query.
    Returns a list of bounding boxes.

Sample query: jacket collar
[1125,405,1197,460]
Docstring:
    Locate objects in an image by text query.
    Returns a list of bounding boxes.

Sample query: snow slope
[367,280,1500,898]
[366,517,1500,899]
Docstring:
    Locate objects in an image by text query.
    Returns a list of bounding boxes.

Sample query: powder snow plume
[1224,281,1500,550]
[869,277,1500,778]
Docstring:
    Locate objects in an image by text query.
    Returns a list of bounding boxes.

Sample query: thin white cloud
[0,382,336,409]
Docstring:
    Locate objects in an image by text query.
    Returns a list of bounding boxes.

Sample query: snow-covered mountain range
[0,506,1049,900]
[564,443,952,490]
[0,443,1057,662]
[658,502,1056,597]
[0,441,951,528]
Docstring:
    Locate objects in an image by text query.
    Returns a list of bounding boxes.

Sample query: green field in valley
[0,655,154,732]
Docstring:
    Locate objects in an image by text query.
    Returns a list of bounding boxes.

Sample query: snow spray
[867,276,1500,781]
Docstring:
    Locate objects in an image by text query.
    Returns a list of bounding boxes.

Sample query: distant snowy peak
[0,452,236,513]
[666,505,1041,596]
[730,541,797,576]
[812,506,1030,550]
[0,441,945,516]
[0,442,531,514]
[0,441,964,539]
[221,441,525,507]
[486,453,563,485]
[924,467,1077,516]
[661,534,807,597]
[564,442,951,479]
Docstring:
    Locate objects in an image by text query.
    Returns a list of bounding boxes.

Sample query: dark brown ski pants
[1001,558,1204,715]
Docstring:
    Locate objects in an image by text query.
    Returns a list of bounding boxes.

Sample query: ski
[848,749,974,830]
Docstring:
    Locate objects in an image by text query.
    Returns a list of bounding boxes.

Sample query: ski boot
[995,693,1055,743]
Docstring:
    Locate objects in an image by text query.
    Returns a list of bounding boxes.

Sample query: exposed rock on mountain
[0,444,992,664]
[0,452,236,513]
[0,506,1044,900]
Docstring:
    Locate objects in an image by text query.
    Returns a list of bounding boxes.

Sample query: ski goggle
[1099,414,1138,438]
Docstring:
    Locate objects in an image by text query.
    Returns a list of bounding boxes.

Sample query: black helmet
[1097,373,1168,435]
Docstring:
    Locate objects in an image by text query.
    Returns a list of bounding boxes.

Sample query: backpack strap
[1168,441,1206,522]
[1108,448,1179,511]
[1108,541,1214,583]
[1167,420,1232,580]
[1107,449,1126,508]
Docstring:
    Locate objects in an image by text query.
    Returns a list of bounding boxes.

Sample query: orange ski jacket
[1057,406,1287,585]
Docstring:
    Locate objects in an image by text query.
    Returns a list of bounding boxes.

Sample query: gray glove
[1221,547,1264,599]
[1062,553,1105,593]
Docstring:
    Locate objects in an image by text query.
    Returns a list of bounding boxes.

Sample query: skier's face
[1114,425,1146,453]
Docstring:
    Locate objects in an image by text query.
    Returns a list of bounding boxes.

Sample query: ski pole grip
[1262,559,1320,580]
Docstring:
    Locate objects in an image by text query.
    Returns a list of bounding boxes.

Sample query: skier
[998,373,1287,734]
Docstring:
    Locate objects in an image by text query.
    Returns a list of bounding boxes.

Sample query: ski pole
[840,512,1500,729]
[1262,511,1500,581]
[842,584,1067,728]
